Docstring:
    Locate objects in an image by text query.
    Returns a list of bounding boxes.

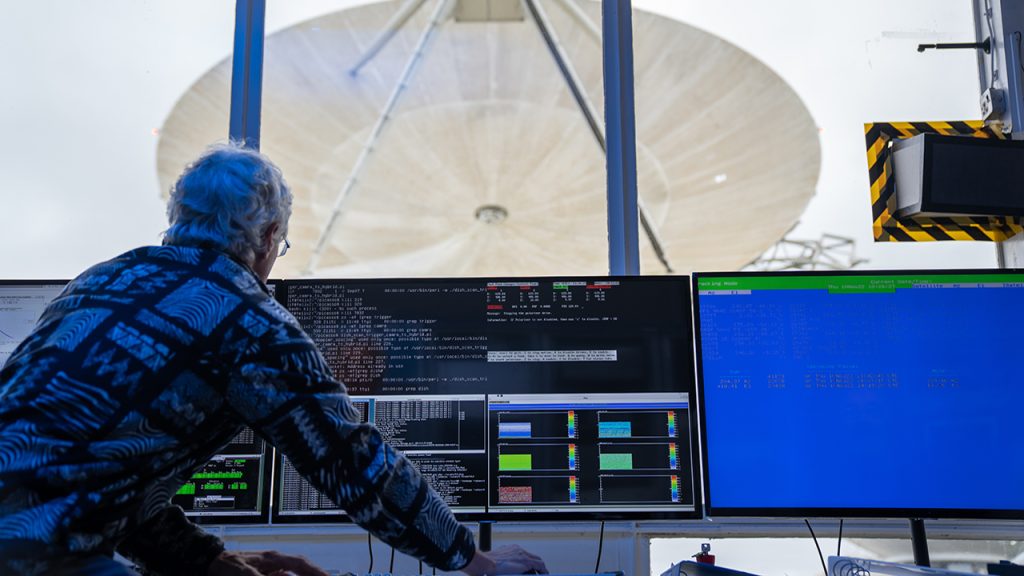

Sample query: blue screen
[696,272,1024,515]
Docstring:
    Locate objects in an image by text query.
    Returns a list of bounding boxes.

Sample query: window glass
[0,1,234,278]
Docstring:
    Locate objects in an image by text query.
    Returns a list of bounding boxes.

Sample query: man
[0,144,547,575]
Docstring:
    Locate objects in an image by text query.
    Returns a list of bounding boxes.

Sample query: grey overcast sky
[0,0,997,279]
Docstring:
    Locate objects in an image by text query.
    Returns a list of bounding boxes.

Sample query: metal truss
[745,230,867,271]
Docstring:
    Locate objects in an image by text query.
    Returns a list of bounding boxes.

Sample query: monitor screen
[694,270,1024,519]
[172,427,273,524]
[272,276,700,521]
[0,280,67,367]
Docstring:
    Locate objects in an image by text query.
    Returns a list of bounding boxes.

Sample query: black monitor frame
[270,275,703,522]
[693,268,1024,520]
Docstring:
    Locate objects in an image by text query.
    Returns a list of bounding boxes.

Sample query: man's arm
[225,334,476,571]
[115,505,225,575]
[116,504,329,576]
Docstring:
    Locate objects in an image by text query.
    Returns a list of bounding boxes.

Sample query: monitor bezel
[272,275,703,522]
[693,268,1024,520]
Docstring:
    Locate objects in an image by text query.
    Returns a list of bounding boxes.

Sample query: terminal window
[275,396,487,520]
[274,277,697,520]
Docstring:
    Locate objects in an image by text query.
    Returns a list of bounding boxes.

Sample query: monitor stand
[910,518,930,567]
[479,520,495,552]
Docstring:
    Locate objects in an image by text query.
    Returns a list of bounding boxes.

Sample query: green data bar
[499,454,533,471]
[192,471,244,479]
[697,274,1024,294]
[176,483,196,496]
[600,453,633,470]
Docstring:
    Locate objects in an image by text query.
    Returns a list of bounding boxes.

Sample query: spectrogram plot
[599,475,680,504]
[598,443,679,471]
[496,475,579,505]
[597,410,676,439]
[497,443,577,471]
[496,411,575,439]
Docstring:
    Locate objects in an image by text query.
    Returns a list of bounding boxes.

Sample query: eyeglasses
[278,237,291,257]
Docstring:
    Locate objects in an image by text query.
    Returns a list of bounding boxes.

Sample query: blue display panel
[694,271,1024,518]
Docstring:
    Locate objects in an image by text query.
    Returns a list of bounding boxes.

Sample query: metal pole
[528,0,672,273]
[602,0,641,276]
[229,0,266,150]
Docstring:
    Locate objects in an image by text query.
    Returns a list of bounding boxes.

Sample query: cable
[837,519,844,557]
[594,521,606,573]
[804,519,827,576]
[368,532,374,573]
[419,559,423,574]
[390,546,396,573]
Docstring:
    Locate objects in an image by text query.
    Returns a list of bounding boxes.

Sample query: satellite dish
[157,0,820,277]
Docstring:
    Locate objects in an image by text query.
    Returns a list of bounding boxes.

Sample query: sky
[0,0,1000,279]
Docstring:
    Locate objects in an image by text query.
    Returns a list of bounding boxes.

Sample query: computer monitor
[272,276,700,521]
[694,270,1024,519]
[0,280,67,367]
[172,427,273,524]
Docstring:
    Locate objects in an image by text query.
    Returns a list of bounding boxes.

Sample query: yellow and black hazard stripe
[865,120,1023,242]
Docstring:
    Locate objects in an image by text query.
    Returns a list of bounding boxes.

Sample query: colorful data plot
[669,444,678,469]
[599,474,677,504]
[499,454,533,470]
[497,476,578,504]
[599,421,632,438]
[599,453,634,470]
[498,422,532,438]
[667,411,677,436]
[498,486,533,503]
[568,444,577,469]
[567,411,576,437]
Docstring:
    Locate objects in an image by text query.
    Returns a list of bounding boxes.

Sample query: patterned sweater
[0,246,475,575]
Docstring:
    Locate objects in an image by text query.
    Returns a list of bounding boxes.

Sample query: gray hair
[164,142,292,265]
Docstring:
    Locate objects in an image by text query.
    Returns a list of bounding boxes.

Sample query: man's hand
[462,545,548,575]
[208,550,330,576]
